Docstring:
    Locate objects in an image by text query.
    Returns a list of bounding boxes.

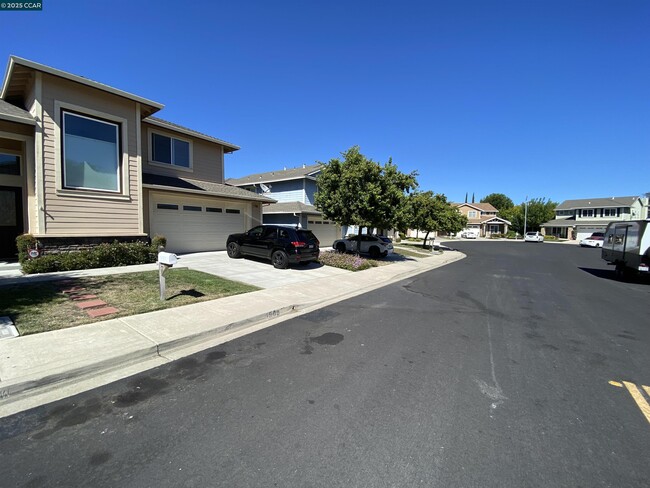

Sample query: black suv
[226,225,320,269]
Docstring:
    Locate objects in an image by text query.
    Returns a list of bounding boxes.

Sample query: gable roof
[263,202,322,215]
[454,202,498,212]
[556,196,639,210]
[2,56,164,117]
[227,164,321,186]
[144,117,239,152]
[0,98,35,125]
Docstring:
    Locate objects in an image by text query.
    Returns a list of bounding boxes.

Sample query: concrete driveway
[177,251,350,289]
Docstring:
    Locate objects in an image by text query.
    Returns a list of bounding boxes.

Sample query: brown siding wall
[141,122,224,183]
[40,74,142,236]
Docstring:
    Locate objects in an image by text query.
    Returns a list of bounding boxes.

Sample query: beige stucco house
[0,56,273,259]
[454,202,511,237]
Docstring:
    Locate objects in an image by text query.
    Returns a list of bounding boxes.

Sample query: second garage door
[150,194,246,253]
[308,219,341,247]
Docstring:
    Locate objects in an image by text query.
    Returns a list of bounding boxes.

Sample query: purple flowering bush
[317,250,377,271]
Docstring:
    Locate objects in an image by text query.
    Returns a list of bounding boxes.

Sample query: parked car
[524,231,544,243]
[580,234,605,248]
[460,229,479,239]
[333,234,393,259]
[226,225,319,269]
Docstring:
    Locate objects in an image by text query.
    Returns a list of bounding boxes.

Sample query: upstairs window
[0,153,20,175]
[151,132,191,168]
[468,211,477,218]
[62,111,120,192]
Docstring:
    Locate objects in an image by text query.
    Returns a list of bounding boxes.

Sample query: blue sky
[2,0,648,205]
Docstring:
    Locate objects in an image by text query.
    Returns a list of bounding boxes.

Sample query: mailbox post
[157,251,178,301]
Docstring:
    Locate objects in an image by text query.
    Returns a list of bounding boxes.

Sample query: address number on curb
[266,310,280,319]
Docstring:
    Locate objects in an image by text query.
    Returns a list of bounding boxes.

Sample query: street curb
[0,252,465,417]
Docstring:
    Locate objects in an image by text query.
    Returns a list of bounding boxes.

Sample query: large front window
[63,111,120,192]
[151,133,190,168]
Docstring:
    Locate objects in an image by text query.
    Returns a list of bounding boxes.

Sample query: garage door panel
[308,220,341,247]
[150,195,246,253]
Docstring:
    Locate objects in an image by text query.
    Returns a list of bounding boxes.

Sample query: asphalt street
[1,241,649,487]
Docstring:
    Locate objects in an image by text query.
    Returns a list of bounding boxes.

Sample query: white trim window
[62,111,120,192]
[468,210,478,218]
[151,132,191,168]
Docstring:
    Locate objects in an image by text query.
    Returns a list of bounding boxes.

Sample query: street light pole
[524,196,528,236]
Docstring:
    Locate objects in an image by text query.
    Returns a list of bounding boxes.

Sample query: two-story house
[227,164,342,245]
[0,56,273,259]
[454,202,511,237]
[541,196,649,241]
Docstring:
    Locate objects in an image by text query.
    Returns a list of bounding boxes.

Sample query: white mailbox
[158,252,178,266]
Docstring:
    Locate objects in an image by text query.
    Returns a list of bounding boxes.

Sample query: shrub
[15,234,37,263]
[505,231,517,239]
[543,235,557,241]
[151,234,167,250]
[490,233,503,239]
[21,241,157,274]
[317,250,377,271]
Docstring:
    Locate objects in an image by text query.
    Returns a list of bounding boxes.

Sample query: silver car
[333,234,393,259]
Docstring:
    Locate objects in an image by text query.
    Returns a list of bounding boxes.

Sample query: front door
[0,186,23,261]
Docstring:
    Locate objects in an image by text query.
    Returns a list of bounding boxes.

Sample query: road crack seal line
[474,283,508,414]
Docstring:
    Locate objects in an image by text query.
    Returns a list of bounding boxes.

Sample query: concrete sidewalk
[0,251,465,418]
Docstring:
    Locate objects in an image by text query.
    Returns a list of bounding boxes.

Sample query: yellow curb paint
[622,381,650,425]
[609,381,623,387]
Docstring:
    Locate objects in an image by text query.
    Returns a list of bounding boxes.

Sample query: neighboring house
[541,196,649,241]
[0,56,273,259]
[454,203,511,237]
[227,164,342,246]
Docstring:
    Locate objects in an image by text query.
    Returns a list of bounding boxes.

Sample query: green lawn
[393,244,435,258]
[0,269,259,336]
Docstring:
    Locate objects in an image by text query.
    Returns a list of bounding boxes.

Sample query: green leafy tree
[315,147,418,247]
[503,198,557,234]
[480,193,514,213]
[406,191,467,248]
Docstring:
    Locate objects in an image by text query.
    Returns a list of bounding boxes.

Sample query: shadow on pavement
[579,267,650,285]
[237,255,325,270]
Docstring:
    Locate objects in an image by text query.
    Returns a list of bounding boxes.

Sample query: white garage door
[308,219,341,247]
[576,226,607,241]
[150,194,246,253]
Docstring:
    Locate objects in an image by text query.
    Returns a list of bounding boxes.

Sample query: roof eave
[142,182,275,203]
[229,174,312,186]
[0,112,36,125]
[144,117,240,152]
[2,56,164,115]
